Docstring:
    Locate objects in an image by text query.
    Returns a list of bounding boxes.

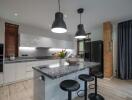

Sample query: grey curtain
[117,20,132,80]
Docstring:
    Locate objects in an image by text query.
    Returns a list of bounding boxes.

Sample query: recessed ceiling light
[14,13,18,16]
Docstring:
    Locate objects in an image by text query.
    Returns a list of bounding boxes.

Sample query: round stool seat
[79,74,94,82]
[60,80,80,92]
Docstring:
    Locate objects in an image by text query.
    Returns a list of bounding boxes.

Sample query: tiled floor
[0,78,132,100]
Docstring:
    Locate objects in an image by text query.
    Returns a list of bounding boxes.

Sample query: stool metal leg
[88,76,104,100]
[95,76,97,96]
[68,91,72,100]
[84,81,87,100]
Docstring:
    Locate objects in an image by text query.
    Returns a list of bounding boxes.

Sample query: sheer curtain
[117,20,132,80]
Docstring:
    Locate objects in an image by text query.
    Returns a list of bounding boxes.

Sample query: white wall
[0,18,4,43]
[90,25,103,41]
[0,18,4,85]
[73,25,103,55]
[112,23,118,77]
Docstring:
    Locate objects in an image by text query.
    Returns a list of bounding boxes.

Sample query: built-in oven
[0,44,3,72]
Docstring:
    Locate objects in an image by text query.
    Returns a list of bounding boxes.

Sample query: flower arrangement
[58,49,67,59]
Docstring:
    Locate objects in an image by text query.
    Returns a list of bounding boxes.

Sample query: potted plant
[58,50,67,66]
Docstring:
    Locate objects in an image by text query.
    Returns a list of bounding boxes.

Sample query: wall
[0,18,74,56]
[112,23,118,77]
[73,25,103,55]
[20,24,73,41]
[0,18,4,85]
[90,25,103,41]
[0,18,4,43]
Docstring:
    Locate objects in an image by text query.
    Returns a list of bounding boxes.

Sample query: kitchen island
[33,61,99,100]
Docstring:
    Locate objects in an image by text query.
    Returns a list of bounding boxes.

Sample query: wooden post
[103,21,113,78]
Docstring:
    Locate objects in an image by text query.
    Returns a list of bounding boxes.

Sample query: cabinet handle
[39,76,45,81]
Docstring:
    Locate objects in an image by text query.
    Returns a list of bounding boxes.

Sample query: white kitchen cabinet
[15,63,26,81]
[26,71,33,79]
[20,33,73,49]
[4,63,16,84]
[4,60,60,84]
[0,73,3,85]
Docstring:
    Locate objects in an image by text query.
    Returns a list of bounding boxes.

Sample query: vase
[59,59,65,66]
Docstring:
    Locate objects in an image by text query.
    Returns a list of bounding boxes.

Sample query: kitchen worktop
[4,57,59,64]
[33,61,100,79]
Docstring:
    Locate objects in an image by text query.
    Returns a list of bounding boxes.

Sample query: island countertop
[33,61,100,79]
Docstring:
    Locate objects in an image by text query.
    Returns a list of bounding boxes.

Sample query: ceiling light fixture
[75,8,86,39]
[14,13,18,17]
[51,0,67,33]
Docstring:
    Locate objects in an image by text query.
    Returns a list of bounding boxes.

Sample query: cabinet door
[5,23,19,57]
[15,63,26,81]
[0,73,3,85]
[4,64,16,84]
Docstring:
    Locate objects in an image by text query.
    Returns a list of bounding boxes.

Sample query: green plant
[58,50,67,58]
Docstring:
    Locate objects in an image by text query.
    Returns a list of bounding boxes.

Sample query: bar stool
[60,80,80,100]
[88,72,104,100]
[78,74,94,100]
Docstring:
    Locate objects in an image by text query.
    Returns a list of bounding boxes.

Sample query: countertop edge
[32,63,99,79]
[4,58,59,64]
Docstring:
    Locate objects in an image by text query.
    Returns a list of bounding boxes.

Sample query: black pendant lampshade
[75,8,86,39]
[51,0,67,33]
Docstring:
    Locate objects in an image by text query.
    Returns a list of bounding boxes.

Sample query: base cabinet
[15,63,26,81]
[4,59,59,84]
[0,73,3,85]
[4,63,16,84]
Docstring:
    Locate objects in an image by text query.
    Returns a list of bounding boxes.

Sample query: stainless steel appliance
[0,44,3,72]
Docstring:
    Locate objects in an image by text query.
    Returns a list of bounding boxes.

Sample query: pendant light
[51,0,67,33]
[75,8,86,39]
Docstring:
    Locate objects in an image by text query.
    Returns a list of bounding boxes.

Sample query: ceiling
[0,0,132,35]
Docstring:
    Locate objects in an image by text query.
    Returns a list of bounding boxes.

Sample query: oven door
[0,44,3,72]
[0,44,3,55]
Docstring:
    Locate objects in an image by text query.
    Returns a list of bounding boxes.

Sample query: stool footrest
[88,93,104,100]
[77,90,84,97]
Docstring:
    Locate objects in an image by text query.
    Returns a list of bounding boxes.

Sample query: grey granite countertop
[4,58,59,64]
[33,61,100,79]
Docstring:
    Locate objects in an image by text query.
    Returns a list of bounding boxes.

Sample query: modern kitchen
[0,0,132,100]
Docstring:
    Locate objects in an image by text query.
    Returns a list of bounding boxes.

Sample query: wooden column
[103,21,113,78]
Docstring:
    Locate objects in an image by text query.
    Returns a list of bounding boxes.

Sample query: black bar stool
[78,74,94,100]
[60,80,80,100]
[88,73,104,100]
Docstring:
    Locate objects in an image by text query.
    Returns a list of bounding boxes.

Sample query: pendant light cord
[80,13,82,24]
[58,0,61,12]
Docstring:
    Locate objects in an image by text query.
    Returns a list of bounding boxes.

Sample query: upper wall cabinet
[20,33,73,49]
[5,23,19,57]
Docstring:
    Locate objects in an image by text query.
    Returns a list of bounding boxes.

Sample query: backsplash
[19,47,74,57]
[19,47,51,57]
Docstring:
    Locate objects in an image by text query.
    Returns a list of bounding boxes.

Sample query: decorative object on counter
[58,49,67,58]
[66,57,79,65]
[51,0,67,33]
[9,54,15,60]
[57,49,67,66]
[75,8,86,39]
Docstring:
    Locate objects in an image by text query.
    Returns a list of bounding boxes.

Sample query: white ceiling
[0,0,132,35]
